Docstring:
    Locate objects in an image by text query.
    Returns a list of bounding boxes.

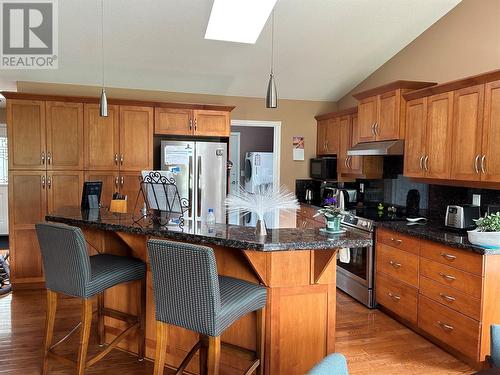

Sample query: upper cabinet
[315,117,340,156]
[119,106,154,171]
[403,71,500,184]
[353,81,436,143]
[155,107,232,137]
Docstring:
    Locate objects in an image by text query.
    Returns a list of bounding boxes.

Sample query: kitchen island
[46,207,372,375]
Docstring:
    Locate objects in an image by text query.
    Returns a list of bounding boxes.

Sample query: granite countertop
[46,207,372,252]
[375,221,500,255]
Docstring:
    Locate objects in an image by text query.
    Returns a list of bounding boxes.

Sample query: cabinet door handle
[440,252,457,260]
[114,153,119,166]
[374,122,379,136]
[326,140,329,151]
[481,155,486,174]
[194,118,197,131]
[439,293,456,302]
[390,237,402,244]
[115,176,119,188]
[419,155,425,171]
[371,123,376,136]
[344,157,348,168]
[424,155,429,171]
[388,292,401,301]
[47,176,52,189]
[41,152,46,165]
[189,118,193,131]
[120,154,124,165]
[389,260,402,268]
[348,156,352,169]
[47,152,52,165]
[437,321,454,331]
[474,154,480,174]
[41,175,46,189]
[439,272,456,281]
[120,176,124,187]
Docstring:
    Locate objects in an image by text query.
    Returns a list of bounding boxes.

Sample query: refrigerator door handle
[188,155,193,217]
[197,155,202,218]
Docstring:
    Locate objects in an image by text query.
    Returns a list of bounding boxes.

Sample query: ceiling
[0,0,461,102]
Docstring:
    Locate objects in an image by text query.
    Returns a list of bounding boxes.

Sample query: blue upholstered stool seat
[218,276,267,336]
[86,254,146,298]
[307,353,349,375]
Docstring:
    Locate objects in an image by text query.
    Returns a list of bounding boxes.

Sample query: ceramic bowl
[467,229,500,248]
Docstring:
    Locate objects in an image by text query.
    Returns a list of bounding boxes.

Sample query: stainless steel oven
[337,215,376,308]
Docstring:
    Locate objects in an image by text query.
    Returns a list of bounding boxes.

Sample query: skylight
[205,0,278,44]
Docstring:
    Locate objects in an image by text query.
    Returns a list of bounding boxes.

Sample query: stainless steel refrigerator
[161,140,227,223]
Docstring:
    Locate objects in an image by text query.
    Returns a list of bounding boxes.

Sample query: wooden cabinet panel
[481,80,500,182]
[419,276,481,321]
[377,90,400,140]
[325,118,339,155]
[450,85,485,181]
[193,110,230,137]
[377,228,420,255]
[119,106,153,171]
[419,240,483,276]
[46,101,84,170]
[419,258,482,299]
[404,98,427,178]
[11,228,43,281]
[376,243,419,287]
[418,295,480,360]
[358,97,378,142]
[7,99,46,170]
[85,171,119,209]
[119,172,144,213]
[376,272,417,324]
[425,92,453,179]
[348,115,362,174]
[47,171,84,214]
[316,120,328,155]
[338,116,350,173]
[84,104,120,170]
[155,108,192,135]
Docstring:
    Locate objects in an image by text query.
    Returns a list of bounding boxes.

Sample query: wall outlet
[472,194,481,207]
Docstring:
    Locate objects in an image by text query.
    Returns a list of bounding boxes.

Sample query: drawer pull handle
[390,237,402,244]
[439,293,456,302]
[439,272,456,281]
[388,292,401,301]
[437,321,454,331]
[389,260,402,269]
[440,253,457,260]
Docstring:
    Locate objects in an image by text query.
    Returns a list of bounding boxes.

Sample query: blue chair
[489,324,500,368]
[308,353,349,375]
[36,223,146,375]
[147,239,267,375]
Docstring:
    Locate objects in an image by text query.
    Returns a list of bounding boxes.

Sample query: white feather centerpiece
[226,186,299,236]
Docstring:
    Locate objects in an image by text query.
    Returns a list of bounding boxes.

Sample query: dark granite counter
[46,207,372,252]
[375,221,500,255]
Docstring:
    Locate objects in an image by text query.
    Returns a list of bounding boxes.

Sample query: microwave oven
[310,157,337,180]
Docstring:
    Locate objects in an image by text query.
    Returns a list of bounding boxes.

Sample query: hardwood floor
[0,289,474,374]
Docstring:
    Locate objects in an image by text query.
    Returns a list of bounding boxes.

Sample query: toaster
[445,204,481,229]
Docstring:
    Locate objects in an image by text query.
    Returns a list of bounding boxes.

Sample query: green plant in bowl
[468,212,500,248]
[474,212,500,232]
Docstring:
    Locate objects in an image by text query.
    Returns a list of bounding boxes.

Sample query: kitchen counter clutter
[375,221,500,255]
[46,207,372,251]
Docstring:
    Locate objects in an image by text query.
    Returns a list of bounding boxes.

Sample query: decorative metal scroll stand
[132,171,190,228]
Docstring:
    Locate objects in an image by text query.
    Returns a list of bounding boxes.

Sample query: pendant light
[99,0,108,117]
[266,9,277,109]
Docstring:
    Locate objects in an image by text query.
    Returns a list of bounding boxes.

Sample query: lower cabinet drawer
[419,276,481,321]
[418,295,480,360]
[376,272,418,324]
[376,243,419,287]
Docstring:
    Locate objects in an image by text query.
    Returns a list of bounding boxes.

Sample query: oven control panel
[341,214,373,232]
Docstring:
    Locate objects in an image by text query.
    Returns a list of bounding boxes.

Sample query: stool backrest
[35,223,92,297]
[492,324,500,367]
[147,239,221,337]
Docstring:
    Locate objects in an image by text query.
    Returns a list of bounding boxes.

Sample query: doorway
[228,120,281,228]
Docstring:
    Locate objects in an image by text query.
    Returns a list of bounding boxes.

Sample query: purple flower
[324,196,337,206]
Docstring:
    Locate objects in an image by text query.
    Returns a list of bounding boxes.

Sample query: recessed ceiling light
[205,0,278,44]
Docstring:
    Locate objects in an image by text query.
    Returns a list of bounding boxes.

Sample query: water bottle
[206,208,216,225]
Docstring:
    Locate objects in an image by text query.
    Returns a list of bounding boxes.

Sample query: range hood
[347,140,404,156]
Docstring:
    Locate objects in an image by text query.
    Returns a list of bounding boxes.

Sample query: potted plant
[314,197,348,232]
[468,212,500,248]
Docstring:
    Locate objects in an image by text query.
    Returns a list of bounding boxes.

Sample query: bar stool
[147,239,267,375]
[35,223,146,375]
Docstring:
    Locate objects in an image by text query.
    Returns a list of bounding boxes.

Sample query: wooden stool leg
[42,290,58,375]
[207,336,221,375]
[256,307,266,375]
[76,298,93,375]
[97,292,105,346]
[199,335,208,375]
[153,321,168,375]
[137,278,146,360]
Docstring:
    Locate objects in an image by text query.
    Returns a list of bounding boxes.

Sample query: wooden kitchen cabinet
[378,90,401,140]
[119,106,154,171]
[338,116,351,174]
[119,171,144,213]
[46,102,84,170]
[85,171,119,209]
[7,100,46,170]
[155,108,232,137]
[404,98,427,178]
[155,107,192,135]
[84,104,120,170]
[357,96,378,142]
[194,109,230,137]
[325,118,340,155]
[46,171,84,214]
[480,80,500,182]
[316,119,329,155]
[450,85,485,181]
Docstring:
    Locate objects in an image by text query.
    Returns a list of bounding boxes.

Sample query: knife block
[110,199,127,214]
